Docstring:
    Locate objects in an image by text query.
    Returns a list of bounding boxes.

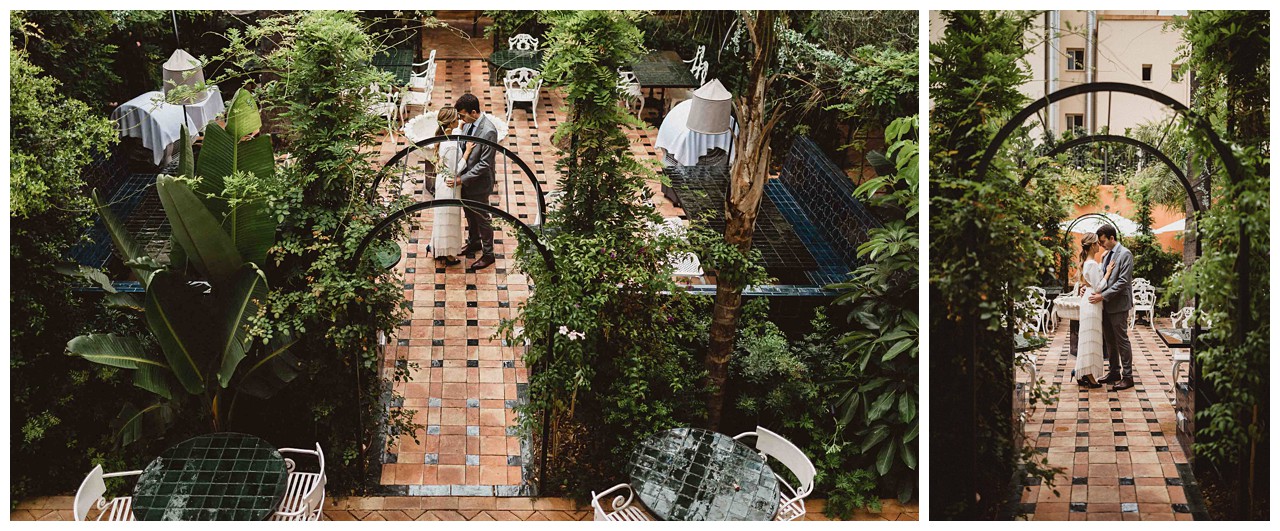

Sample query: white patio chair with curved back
[1132,283,1157,329]
[74,464,142,521]
[590,483,651,521]
[270,443,327,521]
[683,44,709,86]
[401,50,438,116]
[508,33,539,51]
[1167,307,1209,393]
[1024,287,1051,336]
[733,427,815,521]
[503,67,543,127]
[365,82,400,143]
[617,69,644,119]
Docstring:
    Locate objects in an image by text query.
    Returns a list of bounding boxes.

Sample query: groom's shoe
[1098,373,1122,384]
[459,243,482,256]
[469,254,496,271]
[1111,378,1135,391]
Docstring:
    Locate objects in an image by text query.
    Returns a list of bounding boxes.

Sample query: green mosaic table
[373,48,416,86]
[132,433,288,521]
[1157,328,1194,349]
[630,51,698,88]
[488,49,545,71]
[627,427,780,521]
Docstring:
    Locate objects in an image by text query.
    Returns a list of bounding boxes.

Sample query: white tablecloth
[654,99,737,166]
[111,88,225,165]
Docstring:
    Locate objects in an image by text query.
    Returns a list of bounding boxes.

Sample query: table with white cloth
[111,88,225,166]
[655,99,737,167]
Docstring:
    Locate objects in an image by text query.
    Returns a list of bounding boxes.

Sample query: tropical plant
[67,90,298,445]
[827,116,919,503]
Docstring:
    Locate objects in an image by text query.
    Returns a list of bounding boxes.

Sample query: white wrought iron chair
[683,44,708,85]
[1167,307,1208,393]
[74,464,142,521]
[401,52,438,116]
[1024,287,1051,336]
[733,427,815,521]
[508,33,539,51]
[656,217,704,278]
[617,69,644,119]
[1132,284,1157,329]
[503,67,543,127]
[365,82,400,143]
[270,443,327,521]
[590,483,651,521]
[1132,277,1153,291]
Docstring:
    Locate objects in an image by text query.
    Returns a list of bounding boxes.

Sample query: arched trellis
[1035,134,1206,284]
[345,198,559,491]
[977,82,1250,469]
[371,134,549,226]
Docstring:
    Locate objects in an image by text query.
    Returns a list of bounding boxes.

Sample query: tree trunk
[704,10,779,430]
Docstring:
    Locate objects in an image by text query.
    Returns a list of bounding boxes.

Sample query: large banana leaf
[133,363,177,400]
[225,197,275,266]
[56,263,116,292]
[156,175,243,286]
[217,264,270,387]
[92,189,161,288]
[234,334,301,399]
[67,333,168,370]
[145,270,213,395]
[113,401,175,448]
[177,124,195,179]
[196,89,273,201]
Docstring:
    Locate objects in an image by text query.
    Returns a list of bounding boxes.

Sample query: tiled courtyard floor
[9,496,919,521]
[1016,314,1201,520]
[373,22,695,492]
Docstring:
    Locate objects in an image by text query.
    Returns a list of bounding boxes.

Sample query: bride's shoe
[1078,375,1102,389]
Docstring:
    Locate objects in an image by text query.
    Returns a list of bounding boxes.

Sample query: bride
[1075,233,1114,388]
[430,108,472,267]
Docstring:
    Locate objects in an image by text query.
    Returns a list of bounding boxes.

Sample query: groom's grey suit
[1098,242,1135,379]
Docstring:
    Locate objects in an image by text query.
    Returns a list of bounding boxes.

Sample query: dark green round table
[627,427,780,521]
[132,433,288,521]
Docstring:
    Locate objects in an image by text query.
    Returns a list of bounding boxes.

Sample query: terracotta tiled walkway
[10,496,922,521]
[1017,315,1198,520]
[375,24,691,492]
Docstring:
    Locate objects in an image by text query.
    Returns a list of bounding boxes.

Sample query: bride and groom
[429,94,498,271]
[1073,224,1136,391]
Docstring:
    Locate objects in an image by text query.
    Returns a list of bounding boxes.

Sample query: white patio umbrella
[1061,213,1143,237]
[1153,218,1187,234]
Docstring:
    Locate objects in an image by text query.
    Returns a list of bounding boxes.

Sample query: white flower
[568,331,586,341]
[558,325,570,335]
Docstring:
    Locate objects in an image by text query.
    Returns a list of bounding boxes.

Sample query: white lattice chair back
[689,59,709,86]
[504,68,541,92]
[686,44,706,65]
[509,33,539,51]
[590,483,650,521]
[1134,287,1156,308]
[272,442,327,521]
[1133,277,1152,291]
[74,464,141,521]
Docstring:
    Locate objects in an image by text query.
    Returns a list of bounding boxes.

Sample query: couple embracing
[1073,224,1136,391]
[430,94,498,271]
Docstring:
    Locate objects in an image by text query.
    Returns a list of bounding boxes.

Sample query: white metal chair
[657,217,704,278]
[591,483,651,521]
[733,427,815,521]
[683,44,709,86]
[508,34,539,51]
[365,83,400,143]
[74,464,142,521]
[270,443,327,521]
[401,53,438,116]
[503,67,542,127]
[1132,277,1152,291]
[1132,284,1157,329]
[617,69,644,119]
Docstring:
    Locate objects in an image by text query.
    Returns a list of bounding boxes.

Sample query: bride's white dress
[1075,259,1106,379]
[430,128,465,257]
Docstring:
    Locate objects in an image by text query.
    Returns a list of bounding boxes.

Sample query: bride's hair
[436,108,459,136]
[1076,234,1100,284]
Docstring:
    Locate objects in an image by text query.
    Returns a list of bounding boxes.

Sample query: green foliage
[503,10,708,497]
[67,90,298,445]
[213,11,416,493]
[828,116,919,504]
[1169,10,1269,517]
[929,11,1063,519]
[9,44,132,505]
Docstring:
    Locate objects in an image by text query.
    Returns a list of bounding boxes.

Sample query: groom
[452,93,498,270]
[1088,224,1135,390]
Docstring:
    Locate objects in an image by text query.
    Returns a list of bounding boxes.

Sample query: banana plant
[68,89,299,446]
